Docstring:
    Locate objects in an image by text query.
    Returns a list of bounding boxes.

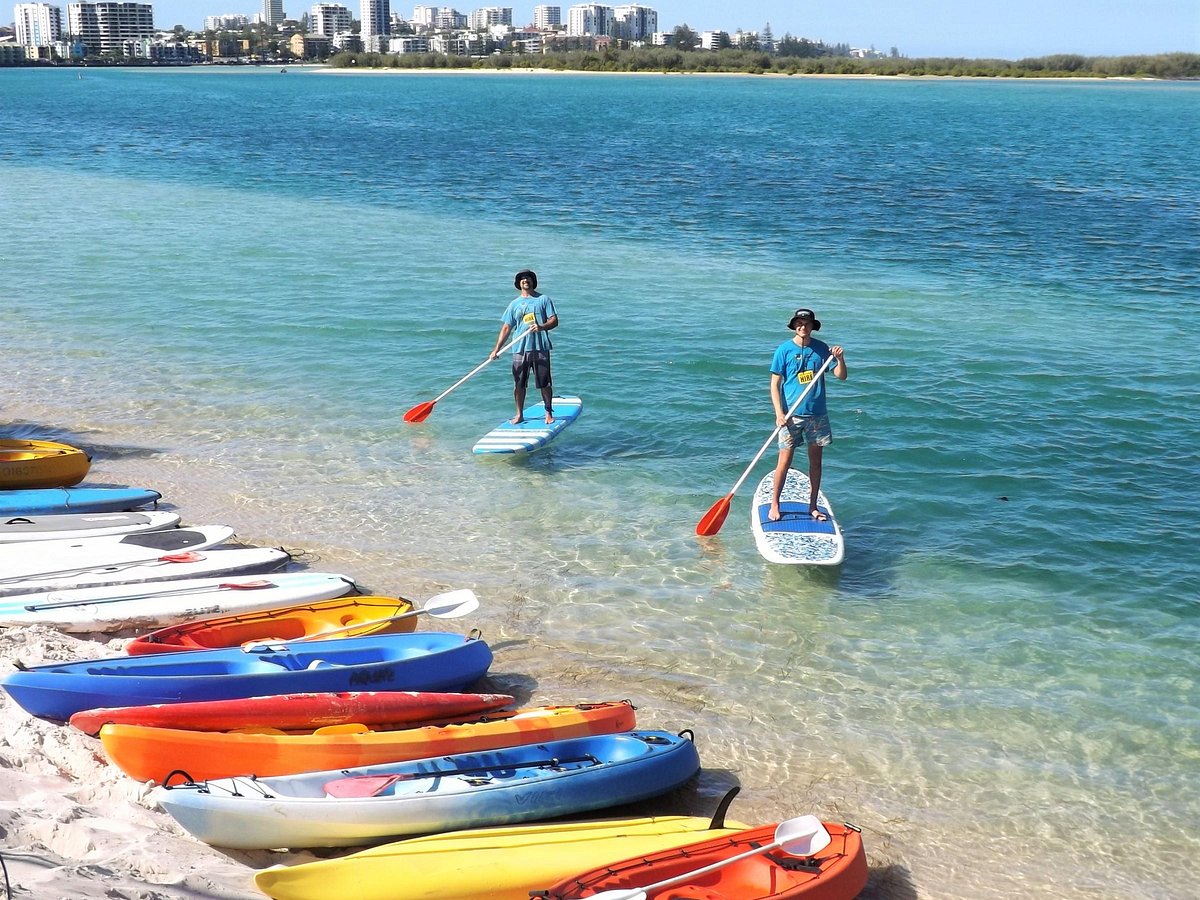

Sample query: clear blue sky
[147,0,1198,58]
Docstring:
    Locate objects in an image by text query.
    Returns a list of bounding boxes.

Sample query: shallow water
[2,68,1198,897]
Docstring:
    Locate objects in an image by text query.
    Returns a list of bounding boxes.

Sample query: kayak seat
[324,774,403,798]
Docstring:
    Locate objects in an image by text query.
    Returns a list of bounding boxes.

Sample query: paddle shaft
[335,754,598,786]
[726,353,838,499]
[430,326,532,405]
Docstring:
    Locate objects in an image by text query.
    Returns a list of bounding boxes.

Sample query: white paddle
[585,815,832,900]
[240,589,479,652]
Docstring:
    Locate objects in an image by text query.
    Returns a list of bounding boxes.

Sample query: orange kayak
[0,439,91,489]
[538,820,868,900]
[69,690,515,736]
[99,701,637,784]
[124,595,417,654]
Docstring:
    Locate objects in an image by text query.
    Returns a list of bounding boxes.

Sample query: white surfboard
[472,396,583,455]
[0,546,291,597]
[0,572,358,632]
[750,469,844,566]
[0,511,181,543]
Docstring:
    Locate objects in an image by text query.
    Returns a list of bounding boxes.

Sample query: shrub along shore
[330,49,1200,79]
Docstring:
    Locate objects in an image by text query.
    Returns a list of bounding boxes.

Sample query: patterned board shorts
[778,413,833,449]
[512,350,552,390]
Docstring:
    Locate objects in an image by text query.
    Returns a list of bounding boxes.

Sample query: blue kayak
[0,487,162,516]
[1,632,492,722]
[153,730,701,849]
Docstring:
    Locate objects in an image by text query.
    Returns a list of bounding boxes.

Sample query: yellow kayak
[0,439,91,489]
[254,813,751,900]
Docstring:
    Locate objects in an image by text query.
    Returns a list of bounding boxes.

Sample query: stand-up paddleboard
[0,487,162,516]
[751,469,844,565]
[472,396,582,455]
[0,510,180,543]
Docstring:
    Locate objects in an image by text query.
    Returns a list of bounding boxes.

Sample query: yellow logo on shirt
[522,312,537,325]
[796,370,813,384]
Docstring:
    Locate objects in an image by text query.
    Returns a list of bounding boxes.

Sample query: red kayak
[69,690,515,736]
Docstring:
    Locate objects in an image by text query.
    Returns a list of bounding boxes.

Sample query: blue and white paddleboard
[0,487,162,516]
[472,396,583,455]
[750,469,844,566]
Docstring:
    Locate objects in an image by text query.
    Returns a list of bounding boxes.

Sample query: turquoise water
[2,69,1198,897]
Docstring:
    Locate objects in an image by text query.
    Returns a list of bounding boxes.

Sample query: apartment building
[612,4,654,42]
[310,2,352,36]
[532,4,559,28]
[566,3,611,37]
[67,2,154,56]
[14,2,63,51]
[467,6,510,29]
[361,0,390,49]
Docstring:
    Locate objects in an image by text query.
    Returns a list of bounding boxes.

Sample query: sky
[146,0,1198,59]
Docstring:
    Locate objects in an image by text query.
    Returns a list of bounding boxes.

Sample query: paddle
[20,579,279,612]
[585,815,832,900]
[403,327,532,423]
[240,589,479,651]
[696,354,838,536]
[322,753,599,798]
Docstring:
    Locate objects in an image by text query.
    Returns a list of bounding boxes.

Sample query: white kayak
[0,546,292,598]
[0,572,358,632]
[0,511,181,543]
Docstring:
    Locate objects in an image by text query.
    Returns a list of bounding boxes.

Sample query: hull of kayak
[70,690,515,736]
[539,820,869,900]
[1,632,493,723]
[124,594,417,654]
[154,730,701,849]
[0,572,357,632]
[254,813,750,900]
[0,439,91,489]
[100,701,636,783]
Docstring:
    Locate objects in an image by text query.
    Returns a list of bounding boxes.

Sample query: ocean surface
[2,68,1198,897]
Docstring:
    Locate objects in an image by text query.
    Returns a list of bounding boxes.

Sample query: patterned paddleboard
[472,396,583,455]
[750,468,844,565]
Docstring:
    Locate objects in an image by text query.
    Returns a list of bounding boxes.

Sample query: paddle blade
[696,495,733,536]
[422,589,479,619]
[403,401,436,423]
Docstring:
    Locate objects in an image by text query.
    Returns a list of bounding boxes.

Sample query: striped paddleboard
[472,396,582,455]
[750,468,844,566]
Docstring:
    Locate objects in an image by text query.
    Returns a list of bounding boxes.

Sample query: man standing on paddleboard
[490,270,559,425]
[768,308,847,522]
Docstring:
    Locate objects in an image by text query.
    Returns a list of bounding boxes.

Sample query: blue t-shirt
[501,294,556,354]
[771,338,832,416]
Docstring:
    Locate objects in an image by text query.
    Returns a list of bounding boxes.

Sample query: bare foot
[768,504,782,522]
[809,508,828,521]
[544,412,555,424]
[510,415,524,425]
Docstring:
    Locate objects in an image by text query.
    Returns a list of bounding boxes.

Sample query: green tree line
[330,48,1200,79]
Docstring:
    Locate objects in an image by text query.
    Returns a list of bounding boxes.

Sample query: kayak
[153,730,701,849]
[0,439,91,489]
[0,487,162,516]
[538,820,868,900]
[0,572,358,632]
[0,546,291,597]
[70,689,515,736]
[0,525,235,589]
[100,700,637,783]
[254,810,750,900]
[0,510,180,543]
[1,631,493,723]
[124,594,417,654]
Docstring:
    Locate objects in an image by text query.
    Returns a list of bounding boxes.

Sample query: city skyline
[10,0,1198,57]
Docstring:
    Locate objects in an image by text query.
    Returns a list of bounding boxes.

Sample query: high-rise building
[566,4,611,37]
[361,0,390,49]
[14,2,63,48]
[467,6,510,30]
[612,4,654,41]
[310,2,351,35]
[532,5,559,28]
[67,2,153,56]
[204,13,250,29]
[262,0,285,25]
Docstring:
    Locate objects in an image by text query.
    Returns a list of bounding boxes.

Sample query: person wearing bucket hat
[489,269,559,424]
[768,307,847,522]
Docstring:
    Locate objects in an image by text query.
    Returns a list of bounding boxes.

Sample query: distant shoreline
[315,67,1165,82]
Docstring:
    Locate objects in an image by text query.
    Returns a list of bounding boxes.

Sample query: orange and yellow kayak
[538,820,868,900]
[0,439,91,489]
[124,595,416,654]
[99,701,637,783]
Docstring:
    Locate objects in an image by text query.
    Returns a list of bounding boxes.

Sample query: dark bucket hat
[514,270,538,290]
[788,308,821,330]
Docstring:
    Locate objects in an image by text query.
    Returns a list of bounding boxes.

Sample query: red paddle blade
[403,400,436,423]
[696,495,733,536]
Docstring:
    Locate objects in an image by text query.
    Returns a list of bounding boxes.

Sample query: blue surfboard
[472,396,583,455]
[0,487,162,516]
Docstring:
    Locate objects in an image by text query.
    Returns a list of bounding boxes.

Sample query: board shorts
[778,413,833,450]
[511,350,552,391]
